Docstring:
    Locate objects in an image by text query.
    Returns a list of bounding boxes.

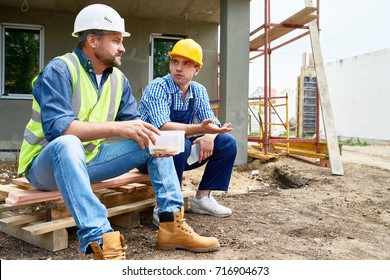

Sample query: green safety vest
[18,52,123,175]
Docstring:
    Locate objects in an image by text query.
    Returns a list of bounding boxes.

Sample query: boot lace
[176,214,194,234]
[102,236,128,260]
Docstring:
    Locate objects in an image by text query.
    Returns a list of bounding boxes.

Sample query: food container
[149,130,185,155]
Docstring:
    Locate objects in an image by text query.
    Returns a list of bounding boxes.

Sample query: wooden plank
[1,190,194,251]
[23,190,195,236]
[23,198,157,236]
[6,190,62,205]
[250,7,317,50]
[5,172,151,206]
[0,202,46,213]
[248,148,279,161]
[11,178,36,190]
[305,0,344,175]
[0,184,24,194]
[23,217,76,236]
[45,201,69,221]
[273,141,329,154]
[0,185,20,202]
[248,99,276,106]
[94,186,155,209]
[0,215,68,251]
[274,146,327,159]
[109,210,141,229]
[1,182,39,202]
[46,185,155,220]
[0,212,46,227]
[111,183,149,193]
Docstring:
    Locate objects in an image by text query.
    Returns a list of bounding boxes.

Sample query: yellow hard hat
[168,39,203,66]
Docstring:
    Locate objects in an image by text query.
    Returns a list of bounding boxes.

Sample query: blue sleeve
[33,59,77,142]
[115,74,140,121]
[139,79,171,128]
[193,83,221,126]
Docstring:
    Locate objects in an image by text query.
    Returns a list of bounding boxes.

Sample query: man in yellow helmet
[139,39,237,225]
[18,5,220,260]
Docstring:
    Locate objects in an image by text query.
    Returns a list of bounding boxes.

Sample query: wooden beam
[11,178,36,189]
[305,0,344,175]
[0,185,19,202]
[22,198,156,236]
[0,212,68,252]
[109,210,141,229]
[248,148,279,161]
[0,190,194,251]
[46,185,155,220]
[6,172,151,206]
[273,141,329,154]
[273,146,327,159]
[22,190,195,236]
[250,7,317,50]
[0,212,46,227]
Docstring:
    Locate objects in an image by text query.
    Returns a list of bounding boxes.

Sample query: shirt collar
[167,74,194,99]
[73,48,113,75]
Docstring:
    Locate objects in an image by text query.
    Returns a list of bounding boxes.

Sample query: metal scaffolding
[248,0,344,175]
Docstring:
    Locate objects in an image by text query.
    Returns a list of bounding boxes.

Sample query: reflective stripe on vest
[18,52,123,175]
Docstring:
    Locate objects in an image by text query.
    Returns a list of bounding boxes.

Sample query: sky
[248,0,390,94]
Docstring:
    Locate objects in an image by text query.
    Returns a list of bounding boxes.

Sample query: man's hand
[114,120,160,149]
[193,134,216,162]
[150,152,176,158]
[200,118,233,134]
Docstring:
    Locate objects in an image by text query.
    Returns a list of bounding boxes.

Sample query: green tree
[153,39,178,79]
[4,28,40,95]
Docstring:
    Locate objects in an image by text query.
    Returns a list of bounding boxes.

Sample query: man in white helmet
[18,4,220,260]
[138,39,237,224]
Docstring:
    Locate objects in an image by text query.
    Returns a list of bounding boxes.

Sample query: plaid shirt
[139,74,220,129]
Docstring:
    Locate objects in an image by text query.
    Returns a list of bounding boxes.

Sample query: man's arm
[160,119,232,136]
[65,119,159,149]
[36,61,159,149]
[65,72,160,148]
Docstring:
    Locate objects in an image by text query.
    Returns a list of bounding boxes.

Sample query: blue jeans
[178,134,237,191]
[26,135,183,254]
[138,133,237,191]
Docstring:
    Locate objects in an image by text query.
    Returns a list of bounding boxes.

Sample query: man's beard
[104,55,121,68]
[96,51,121,68]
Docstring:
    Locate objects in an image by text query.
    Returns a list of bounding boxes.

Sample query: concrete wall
[325,49,390,142]
[220,0,250,165]
[0,6,218,157]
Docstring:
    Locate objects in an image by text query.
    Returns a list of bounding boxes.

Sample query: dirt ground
[0,144,390,260]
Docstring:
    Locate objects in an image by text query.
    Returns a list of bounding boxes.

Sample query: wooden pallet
[248,147,280,161]
[5,171,151,206]
[0,172,194,252]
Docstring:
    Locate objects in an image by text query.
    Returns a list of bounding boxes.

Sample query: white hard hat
[72,4,130,37]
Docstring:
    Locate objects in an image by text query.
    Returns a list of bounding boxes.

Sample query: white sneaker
[152,205,159,227]
[190,194,232,217]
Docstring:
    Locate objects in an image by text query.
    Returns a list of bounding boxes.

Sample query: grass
[339,137,370,146]
[249,131,370,147]
[249,131,260,136]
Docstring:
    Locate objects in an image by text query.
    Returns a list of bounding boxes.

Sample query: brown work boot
[90,231,127,260]
[156,208,220,252]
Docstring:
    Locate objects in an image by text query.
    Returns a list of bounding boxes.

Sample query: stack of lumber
[0,171,194,251]
[4,171,151,206]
